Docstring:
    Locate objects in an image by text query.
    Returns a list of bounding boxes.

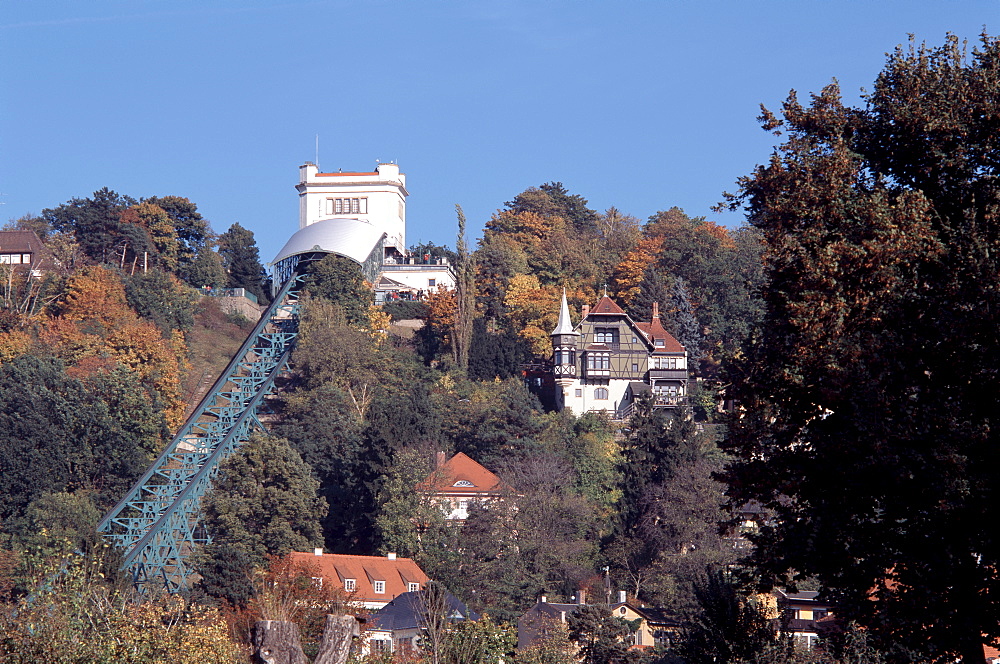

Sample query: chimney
[540,595,547,604]
[652,302,659,320]
[387,552,397,560]
[618,590,627,604]
[436,451,446,468]
[314,547,323,556]
[582,304,590,318]
[577,589,586,605]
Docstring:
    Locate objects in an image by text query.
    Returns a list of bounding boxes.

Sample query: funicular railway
[97,256,324,593]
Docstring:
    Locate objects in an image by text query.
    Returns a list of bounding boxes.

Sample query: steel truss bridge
[97,269,310,593]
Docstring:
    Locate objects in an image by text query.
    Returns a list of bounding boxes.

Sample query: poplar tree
[453,204,476,372]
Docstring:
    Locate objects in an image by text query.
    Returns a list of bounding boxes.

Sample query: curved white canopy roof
[271,218,386,266]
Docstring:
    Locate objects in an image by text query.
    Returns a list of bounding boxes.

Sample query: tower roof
[551,289,579,336]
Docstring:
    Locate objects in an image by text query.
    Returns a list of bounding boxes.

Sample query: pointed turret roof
[551,289,579,336]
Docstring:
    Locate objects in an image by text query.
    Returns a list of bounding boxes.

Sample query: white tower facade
[296,162,408,256]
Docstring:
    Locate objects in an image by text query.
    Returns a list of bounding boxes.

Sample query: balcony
[653,395,688,407]
[649,369,687,380]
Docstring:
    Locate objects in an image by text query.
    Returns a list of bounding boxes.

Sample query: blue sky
[2,1,996,262]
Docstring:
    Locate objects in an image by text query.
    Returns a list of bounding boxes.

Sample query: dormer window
[344,578,356,592]
[374,580,385,594]
[408,582,420,592]
[453,480,475,488]
[655,339,665,347]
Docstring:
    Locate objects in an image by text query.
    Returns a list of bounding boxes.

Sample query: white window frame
[344,578,356,592]
[374,580,385,594]
[408,582,420,592]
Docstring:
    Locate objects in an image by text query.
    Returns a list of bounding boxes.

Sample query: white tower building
[295,162,407,256]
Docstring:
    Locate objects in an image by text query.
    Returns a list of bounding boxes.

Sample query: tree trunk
[313,614,360,664]
[253,620,308,664]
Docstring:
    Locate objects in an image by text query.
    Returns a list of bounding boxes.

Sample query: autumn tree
[720,33,1000,664]
[453,205,476,372]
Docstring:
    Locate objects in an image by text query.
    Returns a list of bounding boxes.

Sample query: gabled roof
[418,452,504,495]
[589,295,626,316]
[634,314,685,353]
[369,590,478,632]
[286,552,428,603]
[0,230,58,269]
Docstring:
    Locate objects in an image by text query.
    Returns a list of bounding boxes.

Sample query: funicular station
[97,162,451,593]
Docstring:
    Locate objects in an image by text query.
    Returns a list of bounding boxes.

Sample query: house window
[371,639,392,653]
[594,328,619,343]
[632,363,639,372]
[595,388,609,400]
[454,480,475,487]
[655,339,665,347]
[587,354,610,370]
[374,580,386,594]
[408,582,420,592]
[428,279,436,287]
[632,336,637,343]
[325,198,334,215]
[344,578,356,592]
[575,389,583,397]
[312,577,324,588]
[459,500,469,510]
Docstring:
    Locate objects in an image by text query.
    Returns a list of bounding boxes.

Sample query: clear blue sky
[2,1,996,263]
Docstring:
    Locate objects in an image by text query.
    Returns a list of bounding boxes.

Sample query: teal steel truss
[97,272,308,593]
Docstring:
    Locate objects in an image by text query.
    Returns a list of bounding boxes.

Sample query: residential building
[551,291,688,418]
[418,452,507,521]
[271,162,455,293]
[609,598,681,649]
[0,230,57,276]
[287,550,429,610]
[772,590,836,650]
[518,592,680,651]
[365,589,478,655]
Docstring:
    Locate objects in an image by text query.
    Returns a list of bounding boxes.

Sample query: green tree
[198,435,326,606]
[566,605,635,664]
[42,187,137,263]
[301,253,371,325]
[678,569,776,664]
[180,243,228,288]
[442,614,516,664]
[506,182,600,235]
[125,268,197,336]
[218,222,267,302]
[720,33,1000,664]
[143,195,210,268]
[664,277,701,364]
[0,356,164,529]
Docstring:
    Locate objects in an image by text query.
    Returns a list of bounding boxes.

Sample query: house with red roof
[418,452,508,521]
[550,291,688,418]
[286,550,429,609]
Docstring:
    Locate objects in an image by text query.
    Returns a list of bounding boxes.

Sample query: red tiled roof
[316,171,378,177]
[589,295,626,315]
[286,552,428,604]
[418,452,503,495]
[635,316,685,353]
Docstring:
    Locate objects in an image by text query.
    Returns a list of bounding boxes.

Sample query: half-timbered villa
[550,291,688,418]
